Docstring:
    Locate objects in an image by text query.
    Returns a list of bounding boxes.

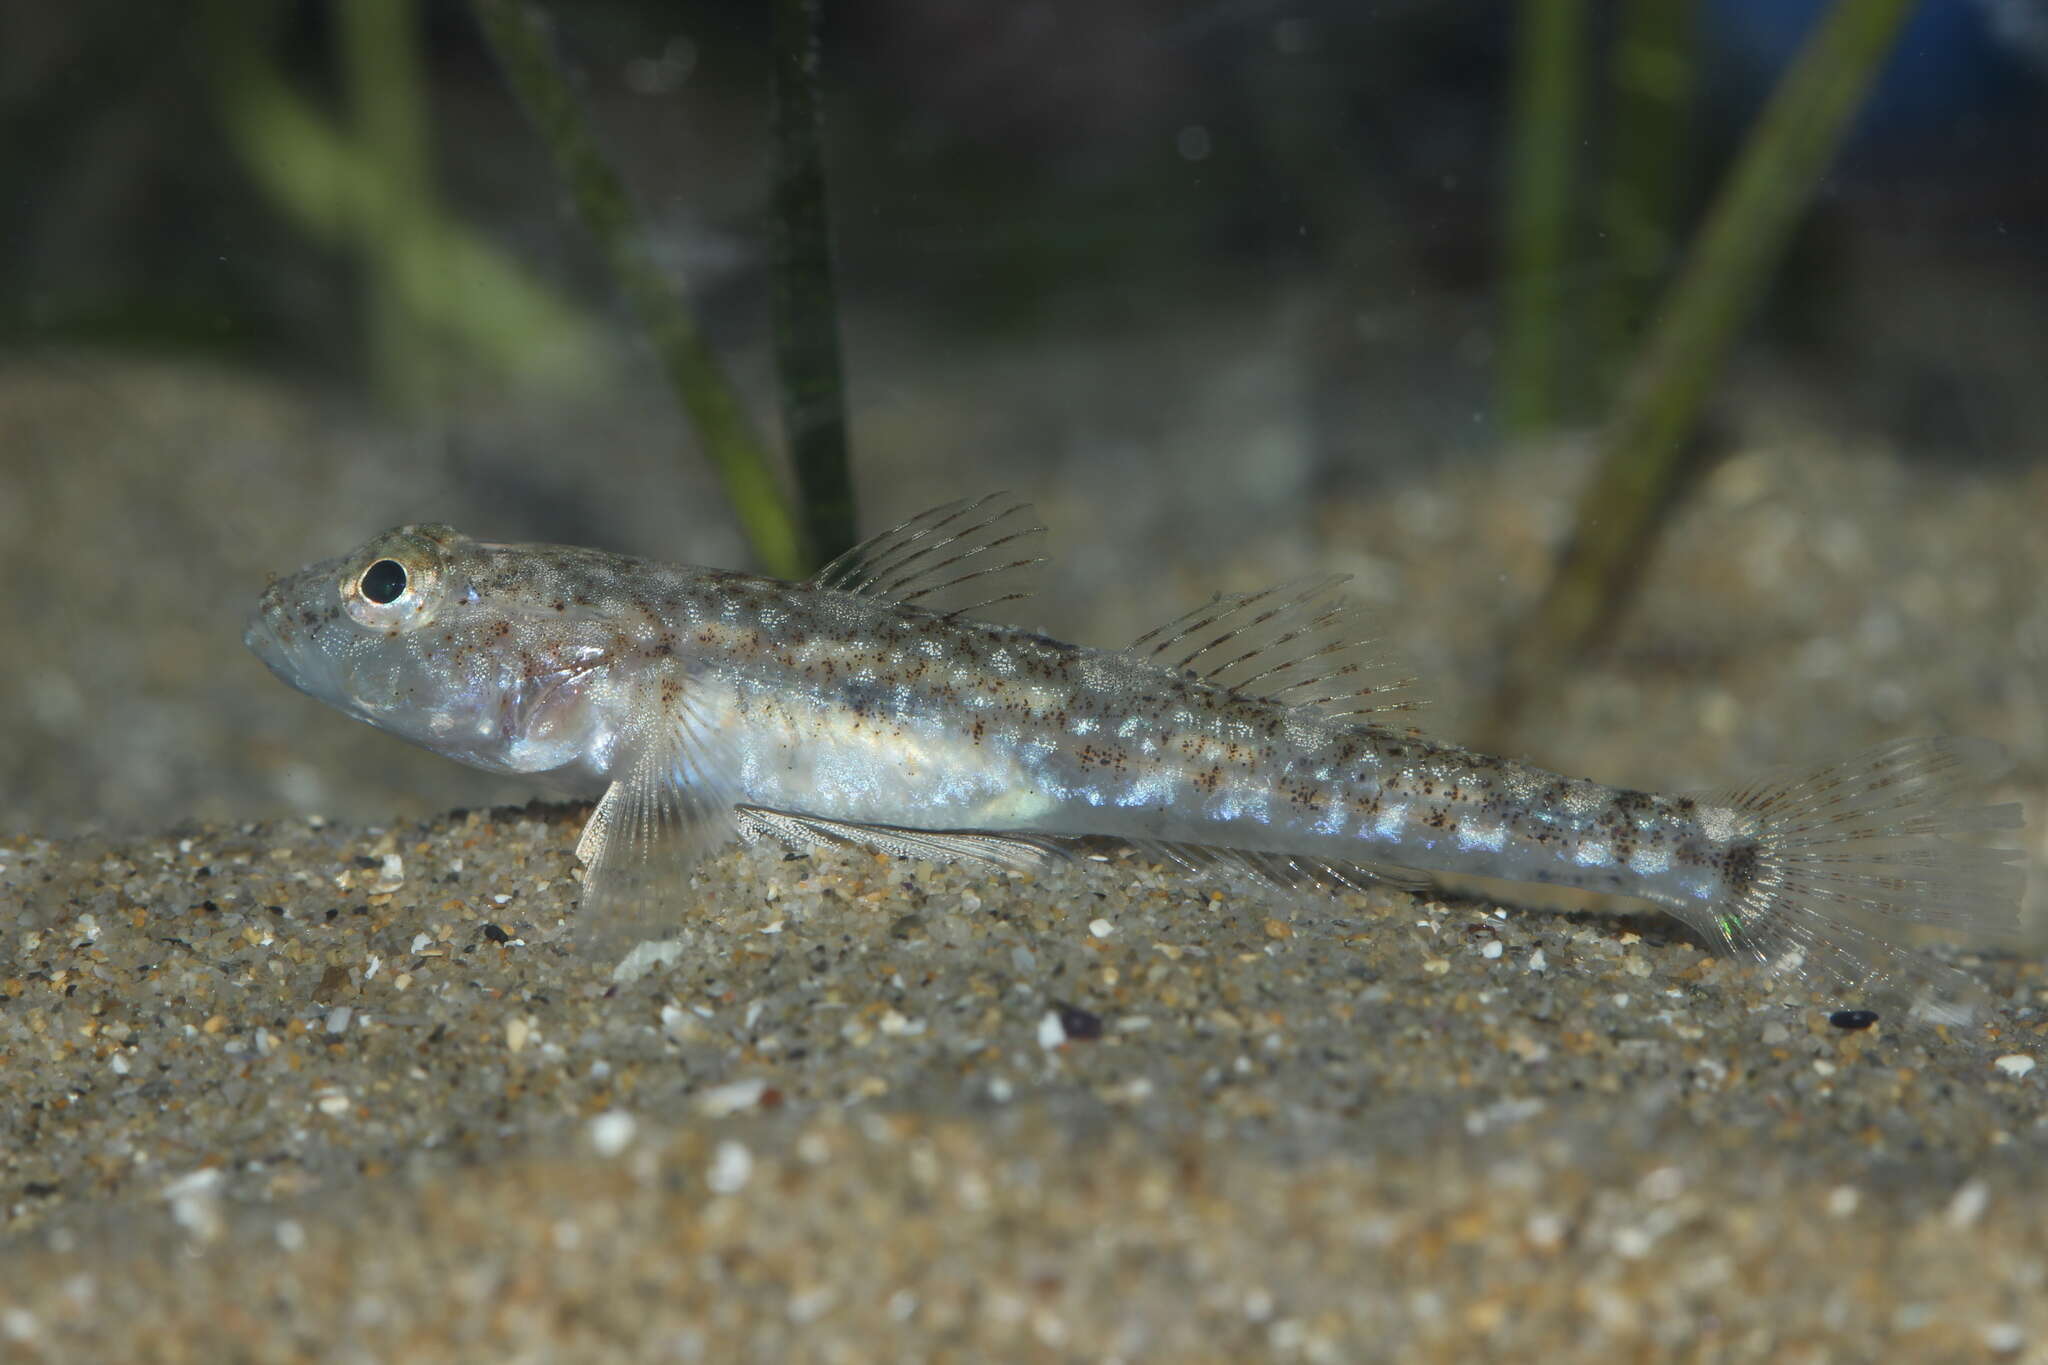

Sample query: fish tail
[1680,738,2025,1025]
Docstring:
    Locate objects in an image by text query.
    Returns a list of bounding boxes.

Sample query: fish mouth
[244,584,327,695]
[244,566,333,677]
[244,599,292,678]
[244,575,400,730]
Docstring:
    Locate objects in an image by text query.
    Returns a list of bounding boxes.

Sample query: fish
[246,494,2024,1018]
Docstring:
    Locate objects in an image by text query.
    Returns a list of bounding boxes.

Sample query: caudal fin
[1684,738,2025,1025]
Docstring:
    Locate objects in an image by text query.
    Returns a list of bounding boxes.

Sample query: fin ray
[735,806,1067,872]
[809,493,1045,618]
[1130,576,1423,720]
[574,678,742,956]
[1126,838,1430,898]
[1681,737,2025,1023]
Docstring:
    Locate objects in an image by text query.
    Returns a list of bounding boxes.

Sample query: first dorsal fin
[809,493,1045,618]
[1130,575,1424,720]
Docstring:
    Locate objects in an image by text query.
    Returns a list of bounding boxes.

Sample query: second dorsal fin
[808,493,1045,618]
[1130,575,1423,720]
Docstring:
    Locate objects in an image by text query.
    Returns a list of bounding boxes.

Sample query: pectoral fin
[573,686,740,956]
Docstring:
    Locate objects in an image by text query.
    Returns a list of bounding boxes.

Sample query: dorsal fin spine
[807,493,1046,618]
[1127,574,1424,721]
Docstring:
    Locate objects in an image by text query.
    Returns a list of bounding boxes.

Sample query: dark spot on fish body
[1723,840,1762,895]
[1611,790,1655,816]
[1672,839,1714,869]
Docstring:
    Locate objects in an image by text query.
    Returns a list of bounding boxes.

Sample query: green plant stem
[1594,0,1694,390]
[1501,0,1588,437]
[340,0,436,409]
[1489,0,1917,745]
[470,0,804,578]
[771,0,855,565]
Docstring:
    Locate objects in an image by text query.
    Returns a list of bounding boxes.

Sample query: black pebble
[1828,1009,1880,1030]
[1055,1002,1104,1040]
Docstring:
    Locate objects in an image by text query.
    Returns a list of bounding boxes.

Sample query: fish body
[248,498,2022,1011]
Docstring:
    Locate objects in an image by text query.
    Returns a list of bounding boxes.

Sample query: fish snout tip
[243,597,290,667]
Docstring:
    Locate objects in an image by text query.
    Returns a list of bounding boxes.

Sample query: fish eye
[359,559,408,604]
[342,524,460,631]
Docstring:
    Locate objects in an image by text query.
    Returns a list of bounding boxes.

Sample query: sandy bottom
[1,800,2044,1361]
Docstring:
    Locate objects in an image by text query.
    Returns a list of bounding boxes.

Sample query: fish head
[246,523,605,774]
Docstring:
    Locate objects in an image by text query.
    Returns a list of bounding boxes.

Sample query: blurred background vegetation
[13,2,2042,437]
[4,0,2047,834]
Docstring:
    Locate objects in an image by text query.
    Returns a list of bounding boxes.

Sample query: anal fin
[732,813,1428,909]
[1126,839,1431,899]
[734,806,1067,873]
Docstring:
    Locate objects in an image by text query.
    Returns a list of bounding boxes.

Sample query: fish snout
[244,601,288,673]
[245,575,313,677]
